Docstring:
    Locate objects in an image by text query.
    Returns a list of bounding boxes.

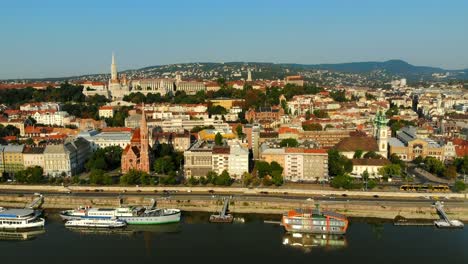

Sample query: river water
[0,212,466,264]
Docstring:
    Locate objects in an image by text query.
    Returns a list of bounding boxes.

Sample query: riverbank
[1,193,467,221]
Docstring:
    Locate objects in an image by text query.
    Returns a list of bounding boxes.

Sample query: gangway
[25,194,43,209]
[433,201,464,228]
[209,196,233,223]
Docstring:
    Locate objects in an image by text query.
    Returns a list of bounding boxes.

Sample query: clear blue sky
[1,0,467,79]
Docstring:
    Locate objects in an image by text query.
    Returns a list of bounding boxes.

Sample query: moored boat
[0,207,45,230]
[65,218,127,228]
[281,207,348,235]
[60,206,181,225]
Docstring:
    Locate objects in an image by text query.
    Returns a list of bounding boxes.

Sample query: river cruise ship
[60,206,181,225]
[0,207,45,230]
[65,218,127,228]
[281,207,348,235]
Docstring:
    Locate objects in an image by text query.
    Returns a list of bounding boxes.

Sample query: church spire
[111,52,118,82]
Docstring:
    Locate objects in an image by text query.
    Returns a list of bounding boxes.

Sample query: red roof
[131,128,141,143]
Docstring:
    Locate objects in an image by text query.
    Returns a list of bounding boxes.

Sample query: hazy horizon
[1,0,468,79]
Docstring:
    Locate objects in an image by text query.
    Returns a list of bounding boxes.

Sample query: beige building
[98,106,115,118]
[260,147,328,182]
[184,141,214,178]
[22,146,45,169]
[44,137,91,177]
[389,126,445,161]
[351,159,390,178]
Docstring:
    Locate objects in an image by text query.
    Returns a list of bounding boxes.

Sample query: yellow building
[209,98,244,110]
[0,145,25,174]
[198,129,236,141]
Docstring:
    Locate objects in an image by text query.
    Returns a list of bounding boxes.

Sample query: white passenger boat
[60,205,181,225]
[0,207,45,230]
[65,218,127,228]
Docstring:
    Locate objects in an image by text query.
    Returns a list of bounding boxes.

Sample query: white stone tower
[110,52,118,83]
[374,110,389,158]
[247,69,252,82]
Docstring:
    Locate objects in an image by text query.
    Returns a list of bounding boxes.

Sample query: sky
[1,0,467,79]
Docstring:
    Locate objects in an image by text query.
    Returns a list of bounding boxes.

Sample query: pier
[25,194,43,209]
[433,201,464,228]
[209,196,233,223]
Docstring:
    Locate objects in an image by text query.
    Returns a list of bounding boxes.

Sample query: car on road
[306,198,314,201]
[373,195,379,198]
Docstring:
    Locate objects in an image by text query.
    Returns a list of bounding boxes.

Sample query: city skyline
[1,0,468,79]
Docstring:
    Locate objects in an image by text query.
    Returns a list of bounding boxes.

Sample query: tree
[363,151,382,159]
[328,149,353,177]
[255,161,271,178]
[13,166,44,184]
[353,150,363,159]
[153,156,175,175]
[242,172,253,186]
[443,165,458,180]
[313,109,329,118]
[413,156,424,165]
[215,170,232,186]
[305,110,311,120]
[188,177,199,185]
[454,156,468,174]
[378,164,402,179]
[279,138,299,148]
[302,123,322,131]
[206,171,218,184]
[235,124,245,139]
[214,132,223,146]
[271,170,283,186]
[120,169,143,185]
[89,169,105,185]
[331,174,354,189]
[454,180,466,192]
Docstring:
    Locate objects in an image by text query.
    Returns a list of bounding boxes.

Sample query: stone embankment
[1,193,468,221]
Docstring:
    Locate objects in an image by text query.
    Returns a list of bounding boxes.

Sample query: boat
[282,232,347,250]
[60,206,181,225]
[281,206,348,235]
[0,229,46,241]
[65,218,127,228]
[0,207,45,230]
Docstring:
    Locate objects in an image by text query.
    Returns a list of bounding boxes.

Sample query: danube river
[0,212,466,264]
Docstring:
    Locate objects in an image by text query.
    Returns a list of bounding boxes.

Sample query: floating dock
[433,202,464,229]
[209,197,233,223]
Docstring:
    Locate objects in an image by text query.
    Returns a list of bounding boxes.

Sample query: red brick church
[121,106,151,173]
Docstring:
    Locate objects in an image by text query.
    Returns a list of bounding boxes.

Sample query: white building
[78,130,132,151]
[98,106,115,118]
[22,146,45,169]
[228,143,249,178]
[32,111,72,127]
[43,137,91,177]
[20,102,61,112]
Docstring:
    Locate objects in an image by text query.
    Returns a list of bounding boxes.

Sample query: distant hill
[286,60,444,75]
[2,60,467,82]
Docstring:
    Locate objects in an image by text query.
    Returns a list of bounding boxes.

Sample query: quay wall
[1,194,468,221]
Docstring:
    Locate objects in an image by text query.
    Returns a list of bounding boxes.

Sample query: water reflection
[0,229,46,241]
[282,232,347,252]
[65,223,182,237]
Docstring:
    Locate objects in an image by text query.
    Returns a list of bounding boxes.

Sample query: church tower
[374,110,389,158]
[247,69,252,82]
[139,104,150,173]
[110,52,118,83]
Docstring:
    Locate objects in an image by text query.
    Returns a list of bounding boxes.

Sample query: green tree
[443,165,458,180]
[353,150,363,159]
[236,124,245,139]
[313,109,329,118]
[153,156,175,175]
[271,170,283,186]
[215,170,232,186]
[328,149,353,177]
[302,123,322,131]
[305,110,311,120]
[378,164,402,179]
[214,132,223,146]
[363,151,382,159]
[241,172,253,186]
[279,138,299,147]
[89,169,105,185]
[255,161,271,178]
[206,171,218,184]
[454,180,466,192]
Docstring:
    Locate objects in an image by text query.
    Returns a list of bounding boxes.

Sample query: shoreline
[1,193,468,222]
